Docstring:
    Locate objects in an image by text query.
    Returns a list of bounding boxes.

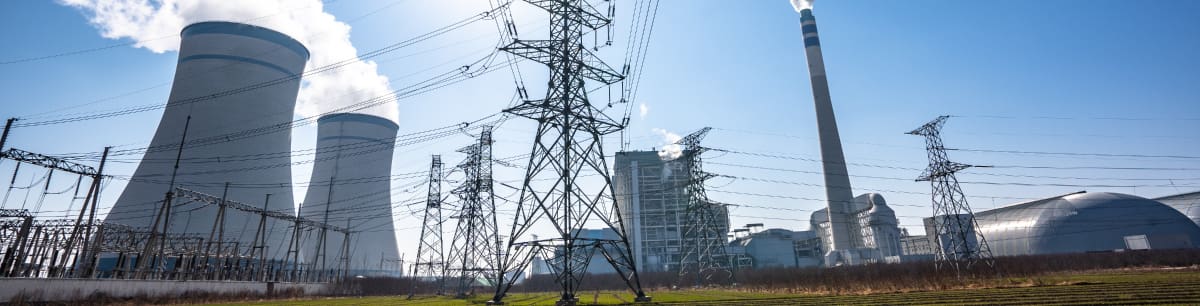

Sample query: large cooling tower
[299,113,401,277]
[105,22,308,260]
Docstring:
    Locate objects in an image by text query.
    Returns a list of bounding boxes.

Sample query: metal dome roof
[1155,190,1200,228]
[975,191,1200,257]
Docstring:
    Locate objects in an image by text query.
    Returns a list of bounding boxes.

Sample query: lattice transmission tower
[446,127,501,298]
[675,127,733,287]
[488,0,650,304]
[410,155,446,297]
[907,116,995,273]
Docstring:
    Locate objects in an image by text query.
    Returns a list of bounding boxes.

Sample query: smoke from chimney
[59,0,400,123]
[652,128,683,161]
[790,0,815,12]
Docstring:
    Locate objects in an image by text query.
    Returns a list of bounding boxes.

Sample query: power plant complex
[0,1,1198,304]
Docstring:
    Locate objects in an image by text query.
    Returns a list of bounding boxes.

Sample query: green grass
[200,269,1200,306]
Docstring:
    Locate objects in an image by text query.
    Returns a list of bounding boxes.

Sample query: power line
[955,114,1200,122]
[11,4,510,128]
[953,148,1200,160]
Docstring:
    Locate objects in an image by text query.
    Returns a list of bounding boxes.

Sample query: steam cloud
[639,103,649,119]
[652,128,683,161]
[59,0,400,123]
[790,0,815,12]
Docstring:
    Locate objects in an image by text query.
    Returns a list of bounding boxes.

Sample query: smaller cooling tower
[300,113,401,277]
[105,21,309,260]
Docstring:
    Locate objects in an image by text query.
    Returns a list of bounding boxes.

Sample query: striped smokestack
[799,8,857,257]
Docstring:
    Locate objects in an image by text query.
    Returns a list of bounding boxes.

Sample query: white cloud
[638,103,648,119]
[59,0,399,123]
[652,128,682,160]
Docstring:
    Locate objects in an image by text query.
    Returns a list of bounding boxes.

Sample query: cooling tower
[104,22,308,260]
[299,113,401,277]
[798,8,857,261]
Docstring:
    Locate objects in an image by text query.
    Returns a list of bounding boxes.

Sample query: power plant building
[104,21,309,260]
[807,193,904,265]
[728,228,808,269]
[298,113,402,277]
[972,191,1200,256]
[614,150,729,273]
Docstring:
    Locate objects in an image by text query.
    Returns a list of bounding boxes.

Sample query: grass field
[201,269,1200,306]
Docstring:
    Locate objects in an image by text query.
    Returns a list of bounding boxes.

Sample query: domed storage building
[974,191,1200,257]
[1155,191,1200,228]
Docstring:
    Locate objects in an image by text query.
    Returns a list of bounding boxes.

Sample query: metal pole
[248,194,271,282]
[156,116,191,277]
[73,146,110,277]
[0,118,15,153]
[285,202,303,282]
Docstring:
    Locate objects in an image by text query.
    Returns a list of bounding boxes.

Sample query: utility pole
[285,202,304,282]
[411,155,446,297]
[250,194,271,282]
[907,116,995,273]
[313,176,335,282]
[138,115,191,279]
[204,183,230,280]
[489,0,649,304]
[674,127,733,287]
[338,218,352,281]
[68,146,110,278]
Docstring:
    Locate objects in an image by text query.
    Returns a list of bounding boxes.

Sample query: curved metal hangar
[975,191,1200,257]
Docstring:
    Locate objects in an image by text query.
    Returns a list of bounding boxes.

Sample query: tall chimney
[799,8,856,255]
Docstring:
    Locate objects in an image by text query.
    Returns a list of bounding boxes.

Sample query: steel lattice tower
[488,0,649,304]
[411,155,446,297]
[907,116,995,272]
[675,127,733,287]
[447,127,501,298]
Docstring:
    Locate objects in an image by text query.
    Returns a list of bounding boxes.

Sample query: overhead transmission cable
[12,3,511,128]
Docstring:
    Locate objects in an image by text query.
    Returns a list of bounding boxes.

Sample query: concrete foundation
[0,278,329,302]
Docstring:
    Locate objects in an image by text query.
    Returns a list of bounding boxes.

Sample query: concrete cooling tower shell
[299,113,401,277]
[104,21,309,260]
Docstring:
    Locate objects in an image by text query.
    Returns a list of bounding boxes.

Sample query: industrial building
[1156,191,1200,228]
[523,228,626,276]
[921,214,982,261]
[972,191,1200,257]
[103,21,309,261]
[899,232,934,259]
[807,193,904,265]
[299,113,402,277]
[728,227,816,269]
[614,150,721,273]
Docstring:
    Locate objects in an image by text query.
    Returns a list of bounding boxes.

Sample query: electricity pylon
[487,0,650,304]
[675,127,733,287]
[907,116,995,273]
[410,155,446,297]
[446,127,501,297]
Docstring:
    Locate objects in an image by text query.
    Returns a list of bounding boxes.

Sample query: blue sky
[1,1,1198,258]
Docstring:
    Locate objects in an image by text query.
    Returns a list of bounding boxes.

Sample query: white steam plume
[639,103,649,119]
[790,0,815,12]
[59,0,400,123]
[652,128,683,161]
